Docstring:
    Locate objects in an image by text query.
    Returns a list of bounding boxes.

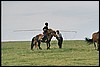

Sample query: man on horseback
[41,22,49,42]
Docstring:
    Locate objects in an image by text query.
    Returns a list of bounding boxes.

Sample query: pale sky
[1,1,99,41]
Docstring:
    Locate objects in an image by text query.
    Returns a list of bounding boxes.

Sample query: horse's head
[52,31,58,37]
[85,37,93,44]
[85,37,89,42]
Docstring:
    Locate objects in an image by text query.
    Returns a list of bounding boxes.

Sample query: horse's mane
[48,28,56,34]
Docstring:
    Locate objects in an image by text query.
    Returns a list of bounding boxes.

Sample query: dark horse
[85,31,99,51]
[31,28,60,50]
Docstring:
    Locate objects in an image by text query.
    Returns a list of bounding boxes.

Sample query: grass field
[1,40,99,66]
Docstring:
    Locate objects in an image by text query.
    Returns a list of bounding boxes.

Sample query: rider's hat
[45,22,48,26]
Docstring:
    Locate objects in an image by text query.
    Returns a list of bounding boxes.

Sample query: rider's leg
[42,32,47,42]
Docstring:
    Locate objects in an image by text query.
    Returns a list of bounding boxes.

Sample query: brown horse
[92,31,99,51]
[31,34,43,50]
[31,28,59,50]
[85,31,99,51]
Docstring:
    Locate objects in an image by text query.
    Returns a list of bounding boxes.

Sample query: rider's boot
[41,36,46,42]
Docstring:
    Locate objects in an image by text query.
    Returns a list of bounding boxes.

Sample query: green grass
[1,40,99,66]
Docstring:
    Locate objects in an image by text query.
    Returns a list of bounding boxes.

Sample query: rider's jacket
[43,26,48,33]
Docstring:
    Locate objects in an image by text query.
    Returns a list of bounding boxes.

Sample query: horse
[92,31,99,51]
[31,28,59,50]
[31,34,43,50]
[85,31,99,51]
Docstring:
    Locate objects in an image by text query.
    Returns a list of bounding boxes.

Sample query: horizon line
[1,39,84,42]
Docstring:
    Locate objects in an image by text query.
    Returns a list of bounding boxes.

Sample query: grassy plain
[1,40,99,66]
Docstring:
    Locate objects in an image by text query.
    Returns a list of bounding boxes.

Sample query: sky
[1,1,99,41]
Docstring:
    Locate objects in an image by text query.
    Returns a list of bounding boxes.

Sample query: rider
[42,22,49,42]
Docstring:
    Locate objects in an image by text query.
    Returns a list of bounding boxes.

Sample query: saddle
[41,30,50,42]
[42,29,55,42]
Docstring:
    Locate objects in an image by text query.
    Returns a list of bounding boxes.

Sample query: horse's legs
[94,42,96,50]
[97,41,99,51]
[47,40,50,50]
[46,40,49,49]
[48,42,50,49]
[46,43,50,49]
[97,43,99,51]
[31,37,35,50]
[35,42,38,48]
[47,42,49,49]
[38,41,42,50]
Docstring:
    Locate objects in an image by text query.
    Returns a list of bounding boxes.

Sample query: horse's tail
[31,37,35,50]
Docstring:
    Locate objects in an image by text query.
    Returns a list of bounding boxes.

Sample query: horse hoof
[47,47,50,50]
[97,49,99,51]
[31,49,32,50]
[59,46,62,48]
[39,48,42,50]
